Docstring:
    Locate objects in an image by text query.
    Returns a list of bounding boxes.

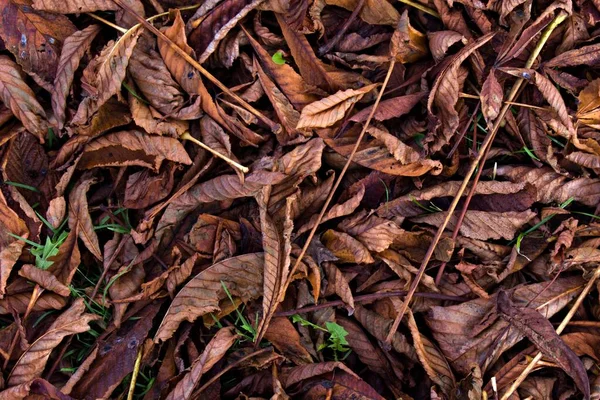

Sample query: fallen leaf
[68,177,102,260]
[350,91,426,123]
[18,264,70,296]
[8,298,99,385]
[51,25,101,129]
[0,190,29,298]
[326,0,399,25]
[321,230,374,264]
[72,26,142,124]
[297,84,377,129]
[481,69,503,124]
[427,30,466,62]
[391,11,428,63]
[165,327,238,400]
[79,130,192,171]
[496,290,590,399]
[32,0,119,13]
[0,56,47,140]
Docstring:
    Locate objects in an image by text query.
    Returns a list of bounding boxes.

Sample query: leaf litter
[2,0,600,399]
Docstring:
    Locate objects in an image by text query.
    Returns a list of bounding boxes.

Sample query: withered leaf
[8,298,99,385]
[326,0,399,25]
[51,25,101,130]
[265,317,313,365]
[0,378,73,400]
[350,91,426,123]
[79,130,192,171]
[0,190,29,298]
[165,327,237,400]
[68,177,102,260]
[411,210,536,241]
[109,265,145,328]
[321,229,374,264]
[407,310,456,398]
[481,69,503,124]
[391,11,428,63]
[189,0,263,63]
[496,290,590,399]
[72,26,142,124]
[46,227,80,287]
[18,264,70,296]
[0,55,47,140]
[0,0,76,85]
[427,30,466,62]
[323,262,354,310]
[129,94,189,137]
[155,253,265,342]
[33,0,119,13]
[297,84,377,129]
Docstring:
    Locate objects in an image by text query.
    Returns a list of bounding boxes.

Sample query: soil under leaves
[1,0,600,399]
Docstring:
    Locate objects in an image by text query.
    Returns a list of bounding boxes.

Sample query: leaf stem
[398,0,440,18]
[86,13,128,33]
[181,132,249,173]
[385,11,568,345]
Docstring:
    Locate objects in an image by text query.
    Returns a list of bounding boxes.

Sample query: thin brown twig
[111,0,281,133]
[274,291,467,317]
[283,60,397,296]
[384,11,568,345]
[318,0,366,56]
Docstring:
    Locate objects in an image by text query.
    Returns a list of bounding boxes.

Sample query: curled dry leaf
[0,55,47,140]
[326,0,399,25]
[481,69,503,124]
[427,30,466,62]
[18,264,70,296]
[32,0,119,13]
[68,177,102,260]
[0,0,76,86]
[391,11,428,64]
[297,84,377,129]
[8,298,99,385]
[154,253,264,342]
[51,25,101,129]
[411,209,536,241]
[321,229,374,264]
[165,327,238,400]
[79,130,192,171]
[0,190,29,298]
[72,26,142,124]
[496,290,590,399]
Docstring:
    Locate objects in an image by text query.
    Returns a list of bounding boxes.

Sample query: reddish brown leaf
[68,177,102,260]
[154,253,264,342]
[326,0,399,25]
[72,26,142,124]
[350,91,425,123]
[79,130,192,171]
[0,190,28,298]
[321,230,374,264]
[124,165,176,209]
[166,327,238,400]
[481,69,503,124]
[0,56,47,139]
[265,317,313,365]
[18,264,70,296]
[8,298,99,385]
[51,25,101,129]
[0,0,76,86]
[32,0,118,13]
[496,290,590,399]
[427,30,466,62]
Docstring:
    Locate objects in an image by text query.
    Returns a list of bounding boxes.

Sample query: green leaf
[272,50,286,65]
[325,321,349,350]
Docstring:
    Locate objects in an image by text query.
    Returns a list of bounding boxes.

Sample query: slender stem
[181,132,249,173]
[274,290,466,317]
[385,11,568,345]
[398,0,440,18]
[127,346,144,400]
[284,60,396,293]
[87,13,128,33]
[500,265,600,400]
[111,0,281,133]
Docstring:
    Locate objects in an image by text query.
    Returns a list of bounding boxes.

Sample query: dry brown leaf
[0,56,47,140]
[325,0,399,25]
[391,11,428,63]
[18,264,70,296]
[8,298,99,385]
[255,190,293,342]
[496,290,589,398]
[0,190,29,298]
[129,94,188,137]
[481,69,503,124]
[546,42,600,68]
[297,84,377,129]
[51,25,101,129]
[46,227,80,288]
[265,317,313,365]
[426,276,584,375]
[321,229,374,264]
[154,253,264,342]
[129,45,185,115]
[79,130,192,171]
[427,30,466,62]
[0,378,73,399]
[124,165,176,209]
[72,26,142,124]
[0,0,76,87]
[275,13,338,92]
[32,0,118,13]
[407,310,456,398]
[350,91,425,123]
[165,327,238,400]
[323,262,354,310]
[109,265,146,328]
[68,177,102,260]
